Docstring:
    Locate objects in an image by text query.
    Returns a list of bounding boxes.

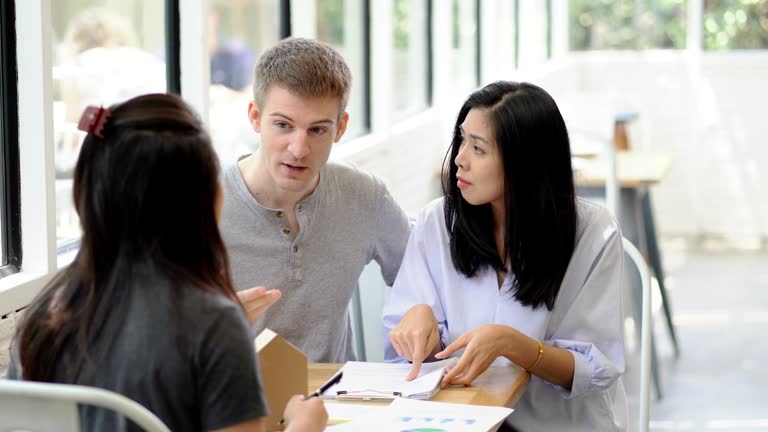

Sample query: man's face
[248,84,348,195]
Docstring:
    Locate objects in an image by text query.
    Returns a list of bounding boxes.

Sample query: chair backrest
[622,237,653,432]
[0,380,171,432]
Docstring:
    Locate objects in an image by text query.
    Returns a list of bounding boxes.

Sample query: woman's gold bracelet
[524,338,544,372]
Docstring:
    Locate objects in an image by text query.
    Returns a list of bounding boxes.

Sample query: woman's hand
[283,395,328,432]
[388,304,441,380]
[435,324,513,386]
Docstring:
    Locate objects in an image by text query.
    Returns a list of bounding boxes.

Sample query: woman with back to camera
[7,93,326,432]
[384,81,627,431]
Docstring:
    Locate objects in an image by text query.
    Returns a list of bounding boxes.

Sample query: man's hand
[388,304,440,381]
[237,286,281,325]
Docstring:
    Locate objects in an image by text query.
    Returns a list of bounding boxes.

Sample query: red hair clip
[77,106,111,139]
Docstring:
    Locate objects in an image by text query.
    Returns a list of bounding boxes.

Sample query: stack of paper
[322,358,456,401]
[326,398,513,432]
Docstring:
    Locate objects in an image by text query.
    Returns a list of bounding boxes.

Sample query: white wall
[532,51,768,244]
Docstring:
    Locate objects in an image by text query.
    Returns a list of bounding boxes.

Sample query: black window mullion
[362,0,371,131]
[280,0,292,39]
[0,0,22,277]
[165,0,181,94]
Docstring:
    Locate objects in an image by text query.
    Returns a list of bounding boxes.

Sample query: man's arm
[371,183,411,285]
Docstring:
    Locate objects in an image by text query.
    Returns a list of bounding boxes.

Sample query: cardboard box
[255,328,308,431]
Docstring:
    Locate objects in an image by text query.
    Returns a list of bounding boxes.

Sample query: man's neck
[238,152,319,210]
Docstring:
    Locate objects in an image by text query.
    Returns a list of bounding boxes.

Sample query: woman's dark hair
[443,81,577,310]
[16,93,238,381]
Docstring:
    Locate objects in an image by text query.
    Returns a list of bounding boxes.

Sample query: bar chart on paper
[397,416,481,432]
[399,414,483,430]
[326,398,512,431]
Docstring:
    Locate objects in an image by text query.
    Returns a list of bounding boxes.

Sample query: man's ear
[334,112,350,143]
[248,101,262,133]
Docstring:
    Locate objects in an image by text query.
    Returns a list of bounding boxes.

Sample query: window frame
[391,0,433,121]
[0,0,58,317]
[166,0,182,94]
[313,0,372,138]
[54,0,182,255]
[474,0,481,87]
[0,0,21,280]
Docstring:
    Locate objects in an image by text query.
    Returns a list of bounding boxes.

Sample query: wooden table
[309,363,529,408]
[574,151,673,188]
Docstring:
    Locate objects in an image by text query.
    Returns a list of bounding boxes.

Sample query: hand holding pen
[278,371,343,428]
[280,396,327,432]
[305,371,343,400]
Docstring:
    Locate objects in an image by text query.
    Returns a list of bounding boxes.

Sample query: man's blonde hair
[252,38,352,114]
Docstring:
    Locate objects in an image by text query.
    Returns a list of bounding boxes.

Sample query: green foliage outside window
[569,0,687,50]
[394,0,410,49]
[317,0,345,45]
[703,0,768,50]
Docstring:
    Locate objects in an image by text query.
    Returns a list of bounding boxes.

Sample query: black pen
[277,371,344,426]
[305,370,343,400]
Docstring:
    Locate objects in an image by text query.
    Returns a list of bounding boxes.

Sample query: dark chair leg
[650,327,663,400]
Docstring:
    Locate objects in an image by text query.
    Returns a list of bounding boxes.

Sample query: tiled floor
[624,243,768,431]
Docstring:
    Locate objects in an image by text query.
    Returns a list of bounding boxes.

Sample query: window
[51,1,167,247]
[703,0,768,50]
[569,0,687,50]
[393,0,431,120]
[477,0,517,80]
[316,0,370,138]
[1,0,20,276]
[208,0,283,163]
[518,0,551,68]
[452,0,479,91]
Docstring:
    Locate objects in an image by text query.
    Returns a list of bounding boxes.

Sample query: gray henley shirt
[220,158,411,362]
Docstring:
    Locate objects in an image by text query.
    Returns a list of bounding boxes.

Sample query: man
[219,38,411,363]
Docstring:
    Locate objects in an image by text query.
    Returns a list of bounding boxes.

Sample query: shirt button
[297,205,303,212]
[276,211,284,218]
[292,245,299,253]
[282,227,291,234]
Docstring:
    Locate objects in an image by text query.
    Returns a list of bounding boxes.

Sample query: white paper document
[327,398,513,432]
[322,402,387,429]
[322,358,457,401]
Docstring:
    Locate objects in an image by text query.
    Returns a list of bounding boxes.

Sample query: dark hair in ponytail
[17,93,238,381]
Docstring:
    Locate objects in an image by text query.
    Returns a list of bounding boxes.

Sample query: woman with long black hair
[7,94,326,432]
[384,82,627,431]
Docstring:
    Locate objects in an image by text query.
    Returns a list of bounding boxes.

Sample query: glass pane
[519,1,550,67]
[703,0,768,50]
[569,0,687,50]
[316,0,367,139]
[452,0,478,91]
[208,0,281,164]
[0,63,4,266]
[393,0,429,121]
[52,1,167,246]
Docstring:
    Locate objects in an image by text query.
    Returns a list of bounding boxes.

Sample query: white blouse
[383,197,627,431]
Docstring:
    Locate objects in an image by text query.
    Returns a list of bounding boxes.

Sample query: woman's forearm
[501,328,575,390]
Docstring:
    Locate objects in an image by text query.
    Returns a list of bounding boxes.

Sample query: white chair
[0,380,171,432]
[622,237,653,432]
